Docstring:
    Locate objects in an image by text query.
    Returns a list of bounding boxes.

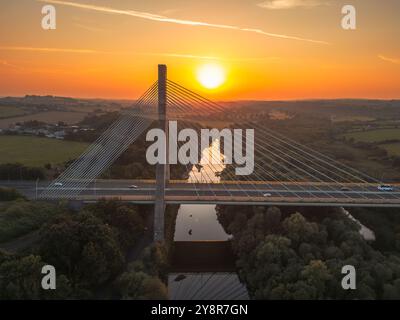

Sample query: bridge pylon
[154,64,169,241]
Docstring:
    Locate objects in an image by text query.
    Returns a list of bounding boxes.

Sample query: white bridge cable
[251,132,380,201]
[166,86,355,202]
[177,138,201,199]
[208,275,248,300]
[41,75,398,205]
[187,273,217,300]
[177,274,206,301]
[190,119,289,200]
[42,82,157,191]
[60,92,158,197]
[40,83,158,199]
[200,274,237,300]
[218,117,383,201]
[42,118,151,199]
[167,97,223,199]
[180,127,220,197]
[165,80,392,202]
[166,83,337,201]
[166,96,227,182]
[169,86,278,189]
[262,126,381,183]
[179,120,240,200]
[175,135,216,199]
[195,273,234,300]
[166,86,321,200]
[167,79,383,186]
[166,96,239,198]
[167,81,370,202]
[49,115,152,198]
[167,93,266,200]
[253,127,397,201]
[224,119,388,200]
[178,120,231,197]
[41,94,157,199]
[247,123,376,187]
[250,135,358,201]
[260,131,368,184]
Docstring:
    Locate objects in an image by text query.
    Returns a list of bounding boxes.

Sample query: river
[167,140,375,299]
[168,139,249,300]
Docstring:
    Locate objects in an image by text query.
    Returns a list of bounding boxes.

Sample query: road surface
[2,180,400,207]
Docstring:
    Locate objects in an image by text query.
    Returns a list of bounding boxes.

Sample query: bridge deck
[2,180,400,208]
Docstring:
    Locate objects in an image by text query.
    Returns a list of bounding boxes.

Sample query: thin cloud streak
[258,0,330,10]
[146,53,219,60]
[39,0,330,45]
[378,54,400,65]
[0,46,279,62]
[74,23,106,32]
[145,52,282,62]
[0,59,23,70]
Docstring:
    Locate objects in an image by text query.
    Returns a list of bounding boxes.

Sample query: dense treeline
[115,243,169,299]
[217,205,400,299]
[350,207,400,252]
[65,112,120,143]
[0,163,45,180]
[0,200,61,243]
[0,200,169,299]
[0,187,24,201]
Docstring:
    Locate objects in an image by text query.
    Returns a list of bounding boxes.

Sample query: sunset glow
[0,0,399,100]
[197,64,226,89]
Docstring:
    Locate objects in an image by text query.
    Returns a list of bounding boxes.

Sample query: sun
[197,63,226,89]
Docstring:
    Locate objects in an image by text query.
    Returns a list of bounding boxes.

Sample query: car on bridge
[54,182,63,187]
[263,193,272,197]
[129,185,138,189]
[378,184,394,192]
[341,187,351,192]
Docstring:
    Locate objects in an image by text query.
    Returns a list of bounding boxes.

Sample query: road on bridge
[2,179,400,208]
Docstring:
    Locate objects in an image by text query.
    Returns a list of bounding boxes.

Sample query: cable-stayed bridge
[26,65,400,240]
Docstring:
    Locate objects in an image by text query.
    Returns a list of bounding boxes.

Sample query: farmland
[342,128,400,143]
[381,143,400,157]
[0,135,88,166]
[0,111,89,129]
[0,106,27,119]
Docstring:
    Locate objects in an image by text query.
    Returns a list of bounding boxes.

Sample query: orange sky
[0,0,399,100]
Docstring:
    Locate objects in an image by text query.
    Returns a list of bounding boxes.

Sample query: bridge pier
[154,64,169,241]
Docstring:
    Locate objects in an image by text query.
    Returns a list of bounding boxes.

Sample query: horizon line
[1,94,400,103]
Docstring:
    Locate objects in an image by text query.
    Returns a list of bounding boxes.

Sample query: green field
[0,136,88,166]
[331,115,375,123]
[0,111,89,129]
[0,106,26,119]
[381,143,400,157]
[342,128,400,143]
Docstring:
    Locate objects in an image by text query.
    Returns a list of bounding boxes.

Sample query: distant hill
[221,99,400,122]
[0,95,136,112]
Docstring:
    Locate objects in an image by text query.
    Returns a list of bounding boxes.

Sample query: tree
[282,213,321,248]
[0,187,24,201]
[219,205,400,300]
[39,213,124,288]
[115,271,167,300]
[0,200,64,243]
[140,243,169,279]
[264,207,282,233]
[84,201,145,249]
[0,254,73,300]
[300,260,332,298]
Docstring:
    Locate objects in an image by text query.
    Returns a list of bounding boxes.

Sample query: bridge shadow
[170,241,236,273]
